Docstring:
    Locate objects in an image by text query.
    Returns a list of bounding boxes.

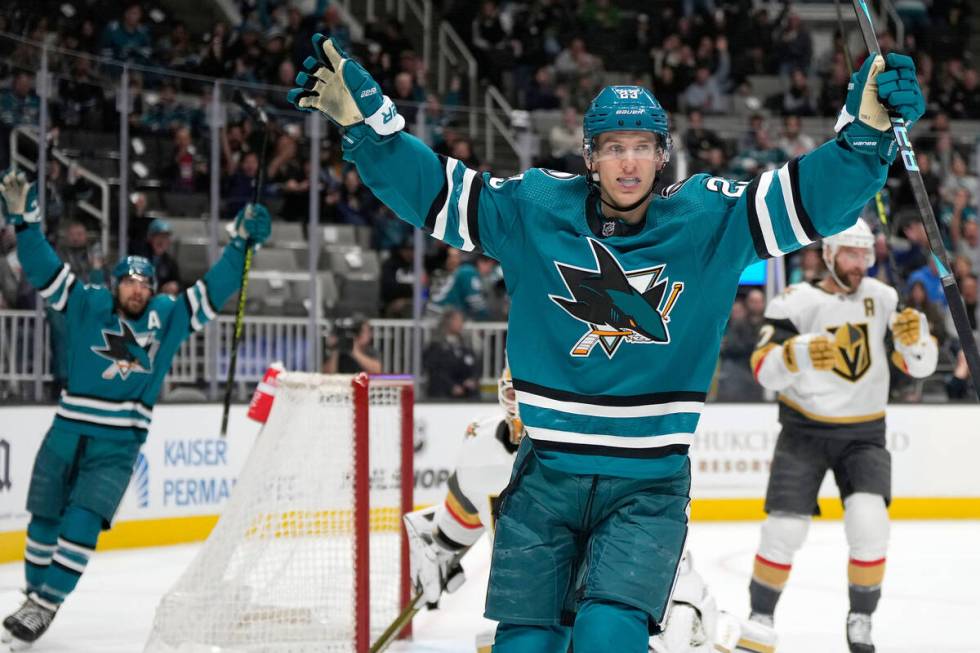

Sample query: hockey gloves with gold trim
[782,334,836,373]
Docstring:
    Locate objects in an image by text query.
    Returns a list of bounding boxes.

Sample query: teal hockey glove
[288,34,404,140]
[875,53,925,125]
[0,169,39,227]
[230,203,272,249]
[835,54,923,164]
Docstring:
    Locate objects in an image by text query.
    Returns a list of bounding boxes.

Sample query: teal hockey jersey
[15,224,244,442]
[344,131,887,479]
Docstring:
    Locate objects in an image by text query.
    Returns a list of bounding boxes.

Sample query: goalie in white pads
[747,219,937,653]
[405,368,773,653]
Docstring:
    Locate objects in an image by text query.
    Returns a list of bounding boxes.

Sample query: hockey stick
[849,0,980,401]
[220,89,270,436]
[368,558,465,653]
[834,0,903,295]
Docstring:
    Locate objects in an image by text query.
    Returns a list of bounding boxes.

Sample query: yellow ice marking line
[689,497,980,521]
[0,499,977,563]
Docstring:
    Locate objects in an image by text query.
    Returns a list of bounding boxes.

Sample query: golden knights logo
[550,238,684,358]
[826,322,871,382]
[91,319,159,380]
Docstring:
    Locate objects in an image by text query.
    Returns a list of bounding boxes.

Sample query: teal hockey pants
[486,438,690,652]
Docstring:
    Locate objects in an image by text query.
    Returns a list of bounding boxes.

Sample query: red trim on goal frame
[400,383,415,640]
[352,374,371,653]
[352,373,415,653]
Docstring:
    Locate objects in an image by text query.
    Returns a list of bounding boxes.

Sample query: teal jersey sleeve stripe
[520,404,701,437]
[760,169,808,256]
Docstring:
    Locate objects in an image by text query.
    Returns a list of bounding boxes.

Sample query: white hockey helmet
[822,219,875,289]
[497,364,524,445]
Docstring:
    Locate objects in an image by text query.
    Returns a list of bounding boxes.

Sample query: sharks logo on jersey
[550,238,684,358]
[91,319,159,380]
[826,321,872,382]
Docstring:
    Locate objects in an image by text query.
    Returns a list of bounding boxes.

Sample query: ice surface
[1,521,977,652]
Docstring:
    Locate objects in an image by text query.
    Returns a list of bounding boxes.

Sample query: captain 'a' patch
[826,321,871,382]
[549,238,684,358]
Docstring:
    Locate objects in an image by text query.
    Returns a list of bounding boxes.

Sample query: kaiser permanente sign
[0,403,976,561]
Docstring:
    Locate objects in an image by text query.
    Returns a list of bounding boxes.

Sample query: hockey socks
[24,506,102,607]
[748,555,791,616]
[23,517,58,596]
[848,557,885,614]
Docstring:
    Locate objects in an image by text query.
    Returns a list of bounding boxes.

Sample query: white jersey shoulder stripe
[456,167,478,252]
[433,157,458,241]
[777,163,813,247]
[754,170,784,258]
[39,264,70,299]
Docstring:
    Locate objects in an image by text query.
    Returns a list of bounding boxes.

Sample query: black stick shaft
[220,118,270,436]
[850,0,980,401]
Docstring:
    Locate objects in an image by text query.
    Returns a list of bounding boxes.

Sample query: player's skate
[846,612,874,653]
[736,613,777,653]
[1,593,58,650]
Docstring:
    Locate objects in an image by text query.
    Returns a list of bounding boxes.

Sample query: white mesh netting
[144,373,409,653]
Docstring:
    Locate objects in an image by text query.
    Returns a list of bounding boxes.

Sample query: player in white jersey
[746,220,937,653]
[405,368,774,653]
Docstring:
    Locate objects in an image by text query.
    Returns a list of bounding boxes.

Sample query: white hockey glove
[0,169,39,227]
[403,507,465,607]
[890,308,938,378]
[782,333,836,373]
[288,34,404,143]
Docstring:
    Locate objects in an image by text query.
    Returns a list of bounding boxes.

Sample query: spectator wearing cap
[137,219,181,295]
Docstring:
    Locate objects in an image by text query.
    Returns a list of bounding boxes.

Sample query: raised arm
[2,171,90,315]
[169,203,271,336]
[287,34,524,263]
[693,54,926,271]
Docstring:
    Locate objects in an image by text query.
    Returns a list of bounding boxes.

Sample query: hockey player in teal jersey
[0,169,271,647]
[288,36,924,653]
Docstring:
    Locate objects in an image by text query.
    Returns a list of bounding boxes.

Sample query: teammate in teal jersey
[0,169,271,647]
[289,36,924,653]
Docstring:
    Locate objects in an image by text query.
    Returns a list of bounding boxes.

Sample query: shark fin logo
[90,319,158,380]
[549,238,684,358]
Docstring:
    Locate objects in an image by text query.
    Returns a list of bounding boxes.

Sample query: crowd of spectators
[0,0,977,400]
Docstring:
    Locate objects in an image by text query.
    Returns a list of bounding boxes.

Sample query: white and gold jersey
[434,414,518,549]
[754,278,902,424]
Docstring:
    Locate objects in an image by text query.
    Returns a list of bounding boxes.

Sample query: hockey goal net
[145,373,414,653]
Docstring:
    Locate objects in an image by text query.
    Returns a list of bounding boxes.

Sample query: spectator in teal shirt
[101,3,152,65]
[428,251,500,320]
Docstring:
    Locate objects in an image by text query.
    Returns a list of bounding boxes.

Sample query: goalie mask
[822,219,875,292]
[498,366,523,445]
